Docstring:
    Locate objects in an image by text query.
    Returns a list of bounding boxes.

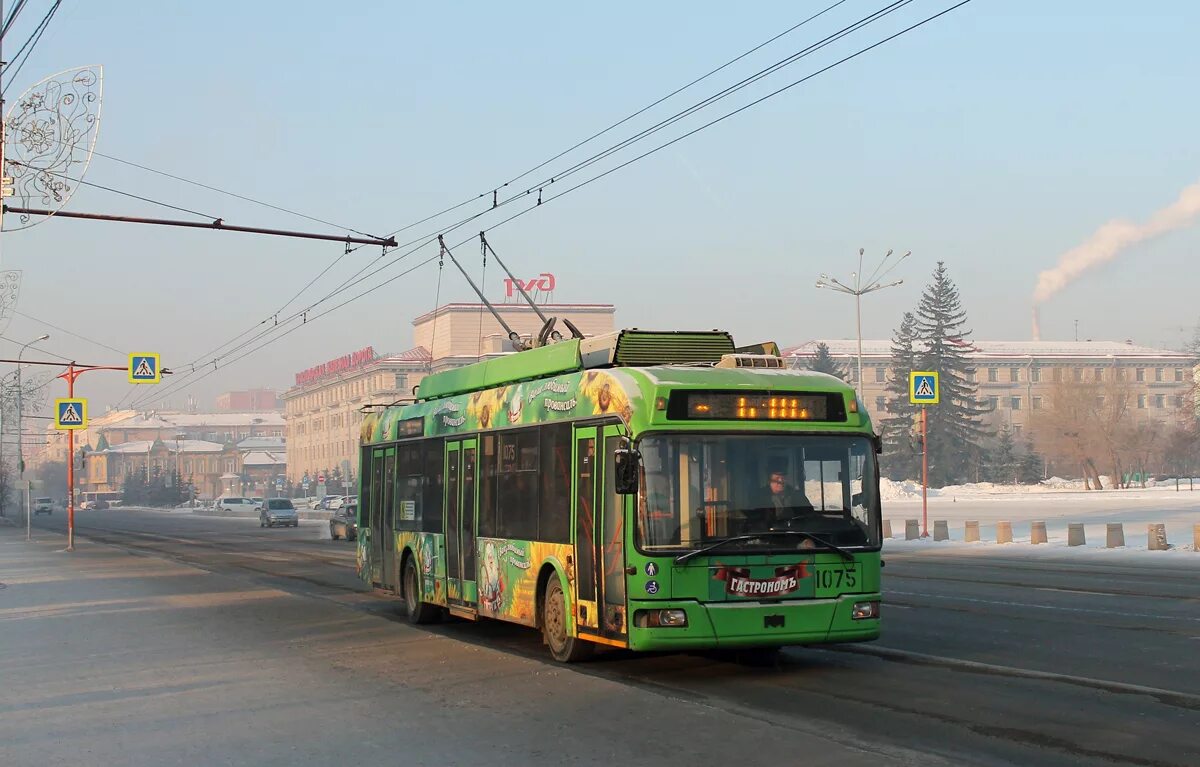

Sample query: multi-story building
[216,389,281,411]
[284,302,617,487]
[32,411,285,472]
[80,436,286,501]
[784,339,1198,437]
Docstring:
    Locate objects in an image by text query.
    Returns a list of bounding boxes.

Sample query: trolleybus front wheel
[403,556,439,625]
[542,578,593,663]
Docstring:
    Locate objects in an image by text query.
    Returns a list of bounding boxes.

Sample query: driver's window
[803,458,846,511]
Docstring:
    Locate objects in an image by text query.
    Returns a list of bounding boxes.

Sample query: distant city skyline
[3,1,1198,414]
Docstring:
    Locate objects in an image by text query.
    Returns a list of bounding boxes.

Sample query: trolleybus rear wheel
[403,556,438,624]
[542,578,592,663]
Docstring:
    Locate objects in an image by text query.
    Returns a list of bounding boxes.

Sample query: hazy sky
[4,1,1199,415]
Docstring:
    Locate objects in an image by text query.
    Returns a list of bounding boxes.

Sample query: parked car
[329,503,358,541]
[260,498,299,528]
[215,497,258,512]
[33,497,54,515]
[319,495,344,511]
[79,499,109,510]
[327,495,347,510]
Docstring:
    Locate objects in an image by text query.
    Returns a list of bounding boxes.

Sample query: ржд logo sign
[504,273,555,298]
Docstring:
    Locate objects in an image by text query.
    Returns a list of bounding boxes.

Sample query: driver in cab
[743,470,814,532]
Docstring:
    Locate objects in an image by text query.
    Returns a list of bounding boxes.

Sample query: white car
[327,496,347,510]
[215,497,258,512]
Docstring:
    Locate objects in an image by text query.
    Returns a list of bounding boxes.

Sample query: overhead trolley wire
[137,0,973,408]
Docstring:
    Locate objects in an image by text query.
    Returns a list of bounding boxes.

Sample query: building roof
[242,450,287,467]
[237,437,286,450]
[102,439,228,454]
[389,346,431,362]
[410,302,615,324]
[106,412,285,429]
[784,339,1197,362]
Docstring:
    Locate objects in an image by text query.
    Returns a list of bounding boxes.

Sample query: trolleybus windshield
[637,434,880,553]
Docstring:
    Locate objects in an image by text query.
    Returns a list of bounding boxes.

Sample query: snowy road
[11,508,1200,767]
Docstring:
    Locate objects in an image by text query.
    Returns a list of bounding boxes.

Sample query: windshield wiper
[673,535,762,565]
[772,530,857,563]
[673,530,856,565]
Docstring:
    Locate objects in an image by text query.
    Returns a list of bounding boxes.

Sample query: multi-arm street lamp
[815,249,910,403]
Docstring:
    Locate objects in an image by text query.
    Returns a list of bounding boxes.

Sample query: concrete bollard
[933,520,949,541]
[1030,521,1048,545]
[1106,523,1125,549]
[996,521,1013,544]
[964,521,980,542]
[1067,523,1086,547]
[883,519,893,539]
[1147,523,1169,551]
[905,519,920,540]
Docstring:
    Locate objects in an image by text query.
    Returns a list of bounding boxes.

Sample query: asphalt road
[7,508,1199,767]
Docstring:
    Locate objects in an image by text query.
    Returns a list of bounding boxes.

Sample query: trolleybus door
[380,446,397,590]
[572,424,628,641]
[444,439,478,607]
[368,446,386,587]
[598,424,628,641]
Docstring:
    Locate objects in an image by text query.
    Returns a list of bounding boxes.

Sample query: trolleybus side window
[479,435,498,537]
[359,447,373,527]
[396,442,422,530]
[496,429,539,540]
[423,439,444,533]
[539,423,572,543]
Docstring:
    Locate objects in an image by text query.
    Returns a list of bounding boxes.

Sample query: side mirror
[613,448,640,495]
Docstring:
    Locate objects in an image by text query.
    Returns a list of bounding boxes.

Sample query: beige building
[784,339,1198,438]
[284,302,617,487]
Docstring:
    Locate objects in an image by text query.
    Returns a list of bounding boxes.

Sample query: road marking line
[887,590,1200,623]
[829,645,1200,710]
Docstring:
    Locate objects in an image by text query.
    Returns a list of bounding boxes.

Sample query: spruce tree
[1019,437,1044,484]
[913,262,986,486]
[983,426,1019,484]
[805,342,847,381]
[881,312,920,480]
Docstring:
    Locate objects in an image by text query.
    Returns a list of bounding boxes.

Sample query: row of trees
[803,263,1198,487]
[121,468,191,507]
[805,262,995,486]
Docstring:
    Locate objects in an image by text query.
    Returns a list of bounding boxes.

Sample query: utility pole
[18,333,49,539]
[816,248,910,403]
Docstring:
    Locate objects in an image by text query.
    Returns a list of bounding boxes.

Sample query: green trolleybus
[356,329,882,662]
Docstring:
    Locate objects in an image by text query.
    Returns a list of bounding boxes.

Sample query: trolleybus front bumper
[626,593,881,651]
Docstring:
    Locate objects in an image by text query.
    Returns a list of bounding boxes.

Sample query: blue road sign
[129,353,161,384]
[909,371,940,405]
[55,398,88,430]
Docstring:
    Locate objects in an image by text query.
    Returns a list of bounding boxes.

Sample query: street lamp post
[815,249,910,403]
[17,333,50,541]
[174,432,185,504]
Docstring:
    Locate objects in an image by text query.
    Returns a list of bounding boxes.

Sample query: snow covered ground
[882,477,1200,560]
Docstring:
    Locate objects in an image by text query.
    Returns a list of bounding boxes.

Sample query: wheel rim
[545,586,567,652]
[405,562,418,613]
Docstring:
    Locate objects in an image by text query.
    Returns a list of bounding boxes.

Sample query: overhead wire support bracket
[439,235,526,351]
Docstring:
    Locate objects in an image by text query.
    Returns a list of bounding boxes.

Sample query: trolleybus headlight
[851,601,880,620]
[634,608,689,628]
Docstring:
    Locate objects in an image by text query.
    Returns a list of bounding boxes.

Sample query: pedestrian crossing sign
[55,398,88,430]
[909,371,939,405]
[129,353,161,384]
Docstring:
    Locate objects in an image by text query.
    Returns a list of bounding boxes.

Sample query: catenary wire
[134,1,972,408]
[159,2,871,382]
[2,0,62,96]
